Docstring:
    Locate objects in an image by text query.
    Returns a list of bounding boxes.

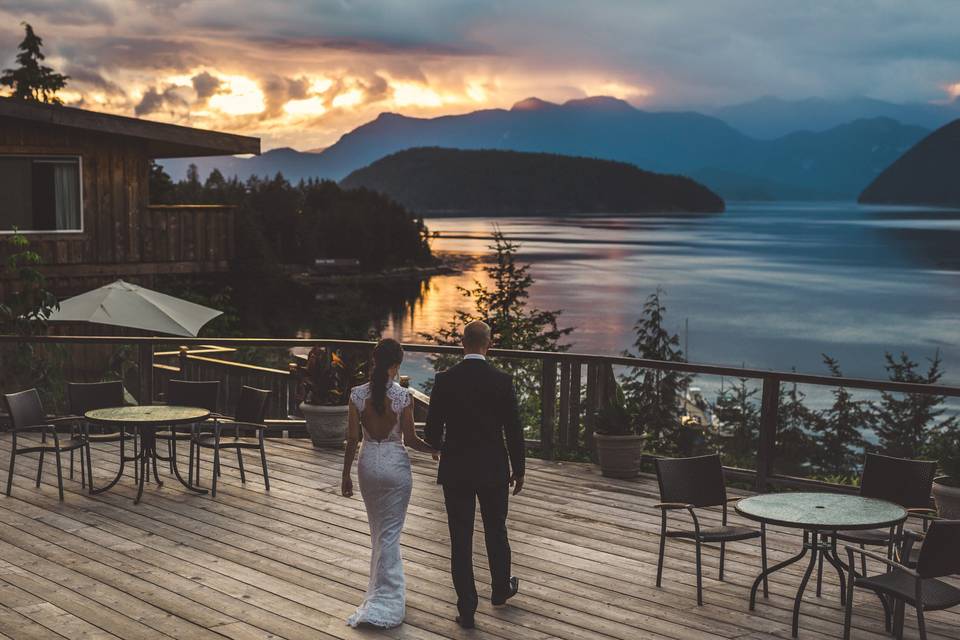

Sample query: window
[0,156,82,233]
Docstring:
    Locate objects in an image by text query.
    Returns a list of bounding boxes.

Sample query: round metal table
[85,406,210,504]
[736,492,906,637]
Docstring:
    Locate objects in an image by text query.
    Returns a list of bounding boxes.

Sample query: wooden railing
[3,335,960,494]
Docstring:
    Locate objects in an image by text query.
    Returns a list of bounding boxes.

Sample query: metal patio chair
[654,453,768,605]
[4,389,86,501]
[155,379,220,485]
[195,385,271,497]
[843,520,960,640]
[66,380,134,492]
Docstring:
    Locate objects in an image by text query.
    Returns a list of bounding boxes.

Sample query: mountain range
[160,95,933,201]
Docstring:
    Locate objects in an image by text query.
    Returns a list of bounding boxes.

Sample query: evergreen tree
[713,377,760,468]
[148,161,177,204]
[775,379,820,476]
[421,230,572,432]
[813,355,871,479]
[874,351,958,460]
[1,24,69,104]
[620,289,691,449]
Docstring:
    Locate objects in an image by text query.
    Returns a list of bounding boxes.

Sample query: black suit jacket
[424,358,525,487]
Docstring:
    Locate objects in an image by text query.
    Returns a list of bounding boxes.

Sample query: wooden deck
[0,435,956,640]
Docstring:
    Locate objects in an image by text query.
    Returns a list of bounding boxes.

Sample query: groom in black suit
[425,320,525,628]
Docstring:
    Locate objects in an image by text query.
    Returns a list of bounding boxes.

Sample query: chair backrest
[167,380,220,413]
[860,453,937,509]
[654,454,726,508]
[4,389,46,429]
[67,381,124,416]
[235,386,270,424]
[916,520,960,579]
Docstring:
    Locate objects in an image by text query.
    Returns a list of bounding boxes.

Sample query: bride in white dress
[341,339,438,628]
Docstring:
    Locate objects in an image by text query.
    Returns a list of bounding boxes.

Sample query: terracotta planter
[933,476,960,519]
[300,402,349,448]
[595,433,644,478]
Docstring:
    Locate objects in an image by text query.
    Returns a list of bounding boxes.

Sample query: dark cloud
[64,36,206,72]
[135,85,189,116]
[63,64,125,95]
[261,74,311,117]
[0,0,115,26]
[191,71,221,98]
[250,35,494,58]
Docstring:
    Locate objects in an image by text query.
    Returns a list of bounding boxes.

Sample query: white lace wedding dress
[346,381,413,629]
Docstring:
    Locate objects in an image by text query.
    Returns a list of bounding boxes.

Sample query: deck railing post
[558,361,571,453]
[138,341,154,405]
[569,361,582,452]
[179,346,189,380]
[540,358,558,460]
[756,375,780,493]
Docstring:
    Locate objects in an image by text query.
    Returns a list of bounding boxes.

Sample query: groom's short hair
[462,320,491,350]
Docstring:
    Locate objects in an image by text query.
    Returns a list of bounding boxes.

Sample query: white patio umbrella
[47,280,223,337]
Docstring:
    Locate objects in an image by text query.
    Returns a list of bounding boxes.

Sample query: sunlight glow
[332,88,364,109]
[581,81,652,102]
[392,81,444,107]
[946,82,960,100]
[208,75,265,115]
[283,96,327,116]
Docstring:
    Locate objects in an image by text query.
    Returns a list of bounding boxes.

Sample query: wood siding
[0,119,235,294]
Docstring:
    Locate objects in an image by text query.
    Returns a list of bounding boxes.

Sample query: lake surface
[383,202,960,391]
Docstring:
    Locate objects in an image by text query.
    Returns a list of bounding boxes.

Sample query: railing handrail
[5,334,960,397]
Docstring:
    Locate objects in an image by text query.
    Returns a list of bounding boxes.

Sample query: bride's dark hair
[369,338,404,414]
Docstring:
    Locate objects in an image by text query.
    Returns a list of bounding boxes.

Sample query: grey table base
[84,406,211,504]
[736,493,907,638]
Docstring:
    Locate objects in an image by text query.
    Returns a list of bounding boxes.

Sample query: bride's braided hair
[369,338,404,415]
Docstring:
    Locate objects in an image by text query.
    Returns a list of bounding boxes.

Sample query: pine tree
[421,229,572,431]
[874,351,958,460]
[713,377,760,468]
[620,289,691,449]
[1,24,69,104]
[775,379,820,476]
[813,355,871,479]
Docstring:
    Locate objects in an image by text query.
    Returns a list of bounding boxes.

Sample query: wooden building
[0,97,259,294]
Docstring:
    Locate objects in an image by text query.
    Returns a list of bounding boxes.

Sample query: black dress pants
[442,482,511,616]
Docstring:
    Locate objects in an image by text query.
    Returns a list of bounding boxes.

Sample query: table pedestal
[749,529,848,637]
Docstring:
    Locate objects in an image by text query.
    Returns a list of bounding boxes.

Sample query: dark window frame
[0,154,84,235]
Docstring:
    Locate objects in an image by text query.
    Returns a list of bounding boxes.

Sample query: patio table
[736,492,906,637]
[85,405,210,504]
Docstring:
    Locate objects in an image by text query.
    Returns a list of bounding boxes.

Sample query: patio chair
[843,521,960,640]
[155,379,220,485]
[66,381,134,493]
[4,389,87,501]
[654,453,768,605]
[195,386,271,497]
[831,453,938,578]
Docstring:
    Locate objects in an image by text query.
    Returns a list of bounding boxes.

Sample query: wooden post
[569,361,582,452]
[756,375,780,493]
[179,346,189,380]
[558,361,571,452]
[540,358,558,460]
[138,341,154,405]
[584,362,599,456]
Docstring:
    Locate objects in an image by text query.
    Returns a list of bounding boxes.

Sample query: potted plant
[297,345,366,448]
[593,388,645,478]
[933,437,960,518]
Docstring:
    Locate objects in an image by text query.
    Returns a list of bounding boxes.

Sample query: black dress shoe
[491,576,519,606]
[455,615,475,629]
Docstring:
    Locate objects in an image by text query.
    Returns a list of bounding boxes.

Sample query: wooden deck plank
[0,435,957,640]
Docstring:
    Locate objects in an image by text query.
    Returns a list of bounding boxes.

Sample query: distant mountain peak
[563,95,635,111]
[511,97,556,111]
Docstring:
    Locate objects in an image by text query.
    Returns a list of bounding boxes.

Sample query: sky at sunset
[2,0,959,150]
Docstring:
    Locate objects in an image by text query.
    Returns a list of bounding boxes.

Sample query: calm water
[384,202,960,389]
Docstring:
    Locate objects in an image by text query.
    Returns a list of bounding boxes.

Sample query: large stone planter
[595,433,644,479]
[300,402,349,448]
[933,476,960,519]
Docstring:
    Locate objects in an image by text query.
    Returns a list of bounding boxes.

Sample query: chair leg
[694,538,703,606]
[760,524,769,598]
[6,444,16,496]
[36,448,45,487]
[656,513,667,588]
[916,606,927,640]
[842,576,854,640]
[70,448,75,480]
[259,440,270,491]
[212,441,220,498]
[54,449,64,502]
[719,540,726,581]
[79,448,86,489]
[816,538,824,597]
[878,594,892,632]
[236,449,246,483]
[188,441,195,486]
[86,442,94,495]
[860,543,866,576]
[168,439,175,474]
